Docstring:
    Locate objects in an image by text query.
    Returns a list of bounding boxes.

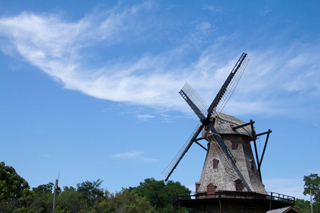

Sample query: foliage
[294,173,320,213]
[294,199,310,213]
[0,161,30,212]
[99,188,156,213]
[0,162,191,213]
[294,198,320,213]
[33,183,54,194]
[303,173,320,203]
[28,183,54,213]
[76,179,104,208]
[134,178,190,213]
[57,186,84,213]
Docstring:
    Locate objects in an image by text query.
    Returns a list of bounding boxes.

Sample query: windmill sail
[180,82,208,121]
[163,124,203,181]
[216,55,249,113]
[164,53,249,181]
[207,53,248,115]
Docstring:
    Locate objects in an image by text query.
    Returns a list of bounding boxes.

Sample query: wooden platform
[172,191,295,213]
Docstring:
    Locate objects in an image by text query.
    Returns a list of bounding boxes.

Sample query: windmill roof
[265,206,298,213]
[213,112,253,138]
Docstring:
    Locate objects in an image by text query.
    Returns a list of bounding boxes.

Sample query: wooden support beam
[232,120,255,131]
[250,120,261,180]
[195,140,207,151]
[259,129,272,168]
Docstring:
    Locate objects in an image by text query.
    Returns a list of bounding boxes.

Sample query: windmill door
[207,183,216,198]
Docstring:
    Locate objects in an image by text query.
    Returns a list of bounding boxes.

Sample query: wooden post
[219,191,222,213]
[269,192,272,210]
[52,179,58,213]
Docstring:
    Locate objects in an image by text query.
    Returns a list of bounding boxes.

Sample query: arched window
[235,179,243,191]
[213,158,219,169]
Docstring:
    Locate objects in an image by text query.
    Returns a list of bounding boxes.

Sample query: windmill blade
[207,123,236,165]
[207,53,248,115]
[216,55,249,113]
[163,124,204,181]
[180,82,208,121]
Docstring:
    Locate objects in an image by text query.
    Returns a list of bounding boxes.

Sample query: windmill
[163,53,272,196]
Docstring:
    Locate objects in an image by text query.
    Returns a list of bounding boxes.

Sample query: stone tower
[195,113,267,197]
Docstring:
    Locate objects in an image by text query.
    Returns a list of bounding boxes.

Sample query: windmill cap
[208,112,254,139]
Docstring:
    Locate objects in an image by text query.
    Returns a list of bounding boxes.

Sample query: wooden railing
[267,192,295,204]
[172,191,295,205]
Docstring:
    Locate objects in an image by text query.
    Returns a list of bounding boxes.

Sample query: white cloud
[111,151,158,162]
[112,151,143,159]
[136,114,155,121]
[197,22,211,32]
[202,5,222,13]
[263,178,307,200]
[0,3,319,118]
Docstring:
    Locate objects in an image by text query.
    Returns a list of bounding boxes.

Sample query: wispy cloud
[111,151,158,163]
[112,151,143,159]
[260,8,272,16]
[0,2,319,117]
[136,114,155,121]
[39,154,51,158]
[202,5,222,13]
[263,178,307,200]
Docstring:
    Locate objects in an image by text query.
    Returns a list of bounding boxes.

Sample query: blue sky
[0,0,319,199]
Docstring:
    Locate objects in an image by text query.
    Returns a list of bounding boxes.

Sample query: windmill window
[231,141,238,150]
[213,158,219,169]
[207,183,216,198]
[235,179,243,191]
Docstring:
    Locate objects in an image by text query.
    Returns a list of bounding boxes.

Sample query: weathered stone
[196,112,267,195]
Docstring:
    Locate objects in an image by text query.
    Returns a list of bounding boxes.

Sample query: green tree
[294,173,320,213]
[303,173,320,203]
[57,186,84,213]
[99,189,155,213]
[134,178,190,213]
[0,161,30,212]
[76,179,104,210]
[28,183,54,213]
[294,198,310,213]
[33,183,54,194]
[294,198,320,213]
